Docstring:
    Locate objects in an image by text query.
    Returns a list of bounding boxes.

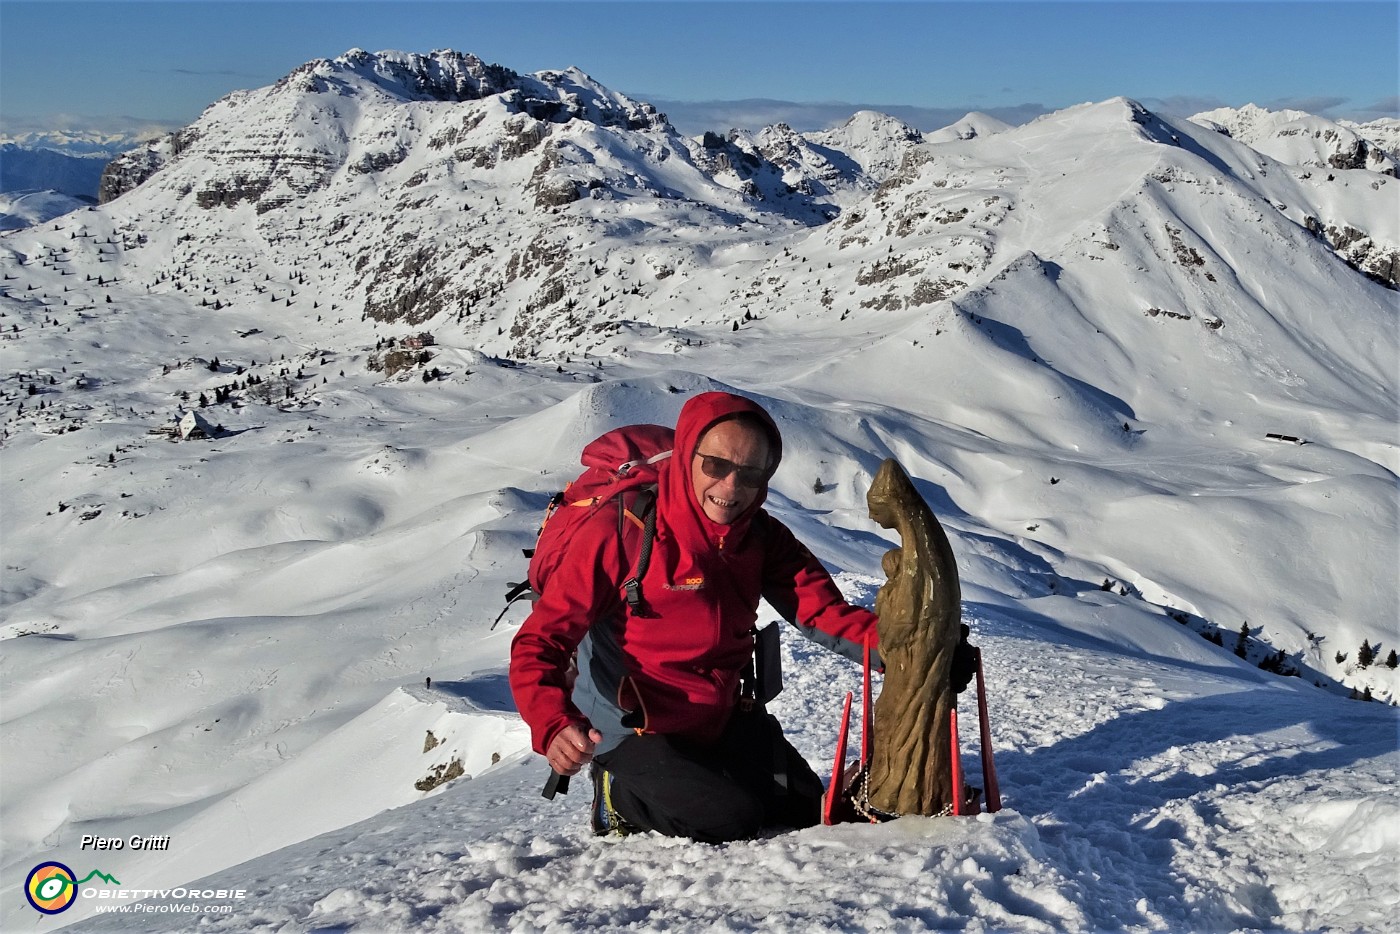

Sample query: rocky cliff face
[98,147,165,203]
[1305,216,1400,288]
[1192,104,1398,177]
[294,48,520,103]
[1342,118,1400,162]
[80,48,892,354]
[98,128,196,203]
[96,49,670,213]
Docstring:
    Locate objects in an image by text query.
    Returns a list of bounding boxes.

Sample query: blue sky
[1,1,1395,136]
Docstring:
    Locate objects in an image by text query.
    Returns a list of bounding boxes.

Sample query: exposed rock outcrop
[1305,217,1400,289]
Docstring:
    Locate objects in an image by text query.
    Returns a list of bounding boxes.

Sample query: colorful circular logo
[25,862,78,914]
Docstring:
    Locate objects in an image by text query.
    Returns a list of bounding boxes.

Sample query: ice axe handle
[542,770,570,800]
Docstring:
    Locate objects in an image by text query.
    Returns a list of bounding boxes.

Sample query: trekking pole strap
[490,580,535,631]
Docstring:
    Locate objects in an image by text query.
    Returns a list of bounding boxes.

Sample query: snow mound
[0,189,91,230]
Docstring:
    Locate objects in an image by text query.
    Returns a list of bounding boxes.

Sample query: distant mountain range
[81,50,1399,348]
[0,129,157,226]
[0,143,106,199]
[0,127,155,157]
[1191,102,1398,173]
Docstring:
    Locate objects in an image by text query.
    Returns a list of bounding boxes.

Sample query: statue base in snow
[822,458,1001,822]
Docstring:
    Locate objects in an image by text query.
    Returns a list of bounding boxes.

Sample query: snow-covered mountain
[0,189,92,231]
[0,132,151,228]
[0,143,107,207]
[2,50,1396,932]
[0,143,109,197]
[1191,102,1399,176]
[1343,117,1400,161]
[921,110,1013,144]
[0,128,155,158]
[800,110,926,193]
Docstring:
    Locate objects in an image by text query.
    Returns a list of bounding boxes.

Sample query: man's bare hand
[547,724,604,776]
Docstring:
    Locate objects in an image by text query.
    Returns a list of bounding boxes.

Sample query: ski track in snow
[66,609,1398,934]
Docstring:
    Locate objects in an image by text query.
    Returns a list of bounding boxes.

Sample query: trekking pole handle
[542,770,571,800]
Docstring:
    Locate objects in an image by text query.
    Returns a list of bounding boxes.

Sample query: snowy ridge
[923,110,1014,144]
[1190,103,1399,176]
[0,144,108,202]
[0,190,92,231]
[1,50,1397,933]
[1341,118,1400,161]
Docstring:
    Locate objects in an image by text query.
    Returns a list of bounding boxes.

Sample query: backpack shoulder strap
[620,486,658,616]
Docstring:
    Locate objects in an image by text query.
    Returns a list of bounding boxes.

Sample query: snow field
[3,361,1395,931]
[57,607,1398,933]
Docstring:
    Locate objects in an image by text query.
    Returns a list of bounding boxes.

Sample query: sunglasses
[694,452,768,489]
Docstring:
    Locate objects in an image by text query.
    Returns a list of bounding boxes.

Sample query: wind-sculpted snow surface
[63,614,1397,933]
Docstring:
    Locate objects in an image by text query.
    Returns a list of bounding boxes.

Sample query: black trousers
[594,709,825,844]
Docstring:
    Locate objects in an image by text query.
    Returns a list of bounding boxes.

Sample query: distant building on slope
[177,409,217,440]
[149,409,219,441]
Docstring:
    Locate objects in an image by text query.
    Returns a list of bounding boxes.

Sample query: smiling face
[690,418,772,525]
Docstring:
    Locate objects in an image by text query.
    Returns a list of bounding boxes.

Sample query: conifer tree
[1357,639,1375,668]
[1234,621,1249,659]
[1386,650,1398,670]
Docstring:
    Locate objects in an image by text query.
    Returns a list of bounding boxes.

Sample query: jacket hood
[658,391,783,551]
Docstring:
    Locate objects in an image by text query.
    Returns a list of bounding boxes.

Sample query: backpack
[493,423,674,628]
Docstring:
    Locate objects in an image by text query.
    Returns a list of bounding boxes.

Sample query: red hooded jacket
[509,391,880,755]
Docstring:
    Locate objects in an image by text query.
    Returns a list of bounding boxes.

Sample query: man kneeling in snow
[509,392,881,842]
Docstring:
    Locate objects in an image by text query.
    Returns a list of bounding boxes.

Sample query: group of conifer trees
[1334,639,1396,670]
